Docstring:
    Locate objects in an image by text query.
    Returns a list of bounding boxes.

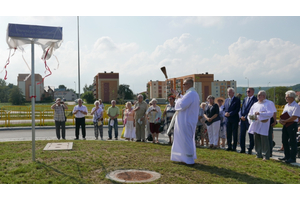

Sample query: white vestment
[247,100,274,136]
[171,87,199,164]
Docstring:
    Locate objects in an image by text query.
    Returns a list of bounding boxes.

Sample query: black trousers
[226,120,239,150]
[282,122,298,161]
[75,117,86,139]
[55,121,65,139]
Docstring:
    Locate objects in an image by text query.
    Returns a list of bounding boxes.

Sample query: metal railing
[0,104,285,127]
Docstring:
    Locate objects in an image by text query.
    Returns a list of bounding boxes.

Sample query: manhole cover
[106,170,160,183]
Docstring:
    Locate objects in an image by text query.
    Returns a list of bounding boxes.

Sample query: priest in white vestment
[247,90,274,160]
[170,78,200,165]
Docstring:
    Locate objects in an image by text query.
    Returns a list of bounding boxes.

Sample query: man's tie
[246,97,251,107]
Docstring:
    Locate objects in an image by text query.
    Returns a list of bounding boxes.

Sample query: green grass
[0,140,299,184]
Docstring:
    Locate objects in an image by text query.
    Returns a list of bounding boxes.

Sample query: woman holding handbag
[91,100,104,140]
[146,98,162,144]
[123,102,136,141]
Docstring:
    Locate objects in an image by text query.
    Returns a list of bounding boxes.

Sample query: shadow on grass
[36,161,84,184]
[176,162,282,184]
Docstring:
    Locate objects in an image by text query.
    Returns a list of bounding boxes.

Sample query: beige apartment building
[93,71,119,103]
[147,73,237,102]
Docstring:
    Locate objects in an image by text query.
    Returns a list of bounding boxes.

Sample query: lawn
[0,140,299,184]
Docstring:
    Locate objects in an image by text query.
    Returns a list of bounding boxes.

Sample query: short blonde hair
[125,101,132,107]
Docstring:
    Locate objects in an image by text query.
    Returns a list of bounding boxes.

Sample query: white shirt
[282,101,300,122]
[247,100,274,136]
[72,105,88,118]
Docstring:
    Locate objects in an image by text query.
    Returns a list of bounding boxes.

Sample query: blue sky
[1,1,300,95]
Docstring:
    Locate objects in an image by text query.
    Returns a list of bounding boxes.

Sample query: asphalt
[0,126,299,167]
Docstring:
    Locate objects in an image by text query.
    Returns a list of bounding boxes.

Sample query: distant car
[63,98,66,101]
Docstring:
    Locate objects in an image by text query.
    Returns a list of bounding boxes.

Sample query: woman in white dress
[123,102,136,141]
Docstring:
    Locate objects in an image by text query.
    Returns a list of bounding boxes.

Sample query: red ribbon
[3,48,16,80]
[30,96,36,99]
[37,48,52,85]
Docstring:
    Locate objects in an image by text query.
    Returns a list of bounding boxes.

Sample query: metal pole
[274,86,276,104]
[31,42,35,162]
[74,81,76,96]
[77,16,81,98]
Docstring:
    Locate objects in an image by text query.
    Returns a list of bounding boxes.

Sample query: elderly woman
[123,102,136,141]
[146,98,162,143]
[216,97,226,149]
[199,102,209,146]
[162,95,176,144]
[91,100,104,140]
[204,95,221,148]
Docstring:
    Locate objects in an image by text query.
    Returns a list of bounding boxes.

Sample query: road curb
[0,125,124,131]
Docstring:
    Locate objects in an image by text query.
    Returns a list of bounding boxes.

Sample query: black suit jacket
[240,96,258,119]
[224,96,240,123]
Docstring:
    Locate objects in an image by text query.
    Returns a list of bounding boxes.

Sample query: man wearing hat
[240,88,257,154]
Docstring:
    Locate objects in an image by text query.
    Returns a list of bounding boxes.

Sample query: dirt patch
[106,169,160,183]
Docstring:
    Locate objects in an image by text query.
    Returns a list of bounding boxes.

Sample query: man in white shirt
[247,90,274,160]
[72,99,88,140]
[279,90,300,164]
[170,78,199,165]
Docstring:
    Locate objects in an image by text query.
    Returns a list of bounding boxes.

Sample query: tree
[267,86,292,105]
[81,91,95,104]
[9,87,25,105]
[58,85,67,90]
[118,84,134,100]
[83,84,93,93]
[0,79,9,102]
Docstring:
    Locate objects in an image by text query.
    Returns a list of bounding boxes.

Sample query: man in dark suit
[240,88,257,154]
[224,87,240,151]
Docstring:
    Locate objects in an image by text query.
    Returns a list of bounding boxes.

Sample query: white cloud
[200,37,300,86]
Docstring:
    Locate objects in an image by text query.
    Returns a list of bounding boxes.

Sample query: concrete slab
[43,142,73,151]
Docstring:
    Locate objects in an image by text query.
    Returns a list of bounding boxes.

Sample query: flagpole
[77,16,81,98]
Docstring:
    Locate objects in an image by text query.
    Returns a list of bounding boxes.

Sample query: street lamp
[245,77,249,88]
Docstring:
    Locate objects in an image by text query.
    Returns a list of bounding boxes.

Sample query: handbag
[158,121,164,133]
[146,134,153,141]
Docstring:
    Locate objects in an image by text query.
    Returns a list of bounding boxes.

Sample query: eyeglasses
[246,91,250,93]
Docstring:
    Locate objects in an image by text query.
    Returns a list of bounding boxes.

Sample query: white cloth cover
[6,26,63,60]
[171,87,200,164]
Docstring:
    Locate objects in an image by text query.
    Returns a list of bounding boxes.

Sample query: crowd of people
[51,78,300,165]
